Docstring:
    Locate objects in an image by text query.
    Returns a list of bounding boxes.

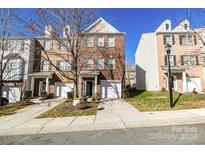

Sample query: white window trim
[108,36,115,47]
[97,36,104,47]
[108,58,115,70]
[87,36,94,47]
[44,40,52,51]
[97,58,104,70]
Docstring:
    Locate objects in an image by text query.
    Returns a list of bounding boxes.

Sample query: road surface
[1,123,205,144]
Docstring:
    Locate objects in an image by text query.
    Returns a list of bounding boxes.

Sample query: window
[97,36,104,47]
[41,60,51,71]
[108,36,115,47]
[16,41,24,51]
[59,40,69,50]
[108,58,115,70]
[165,24,169,31]
[87,36,94,47]
[0,41,2,50]
[182,55,197,66]
[180,35,194,45]
[58,60,71,71]
[44,40,52,51]
[97,58,104,70]
[165,55,175,66]
[184,24,188,30]
[87,59,93,70]
[4,59,23,80]
[163,35,172,45]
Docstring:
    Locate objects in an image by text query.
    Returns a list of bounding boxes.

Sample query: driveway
[1,98,205,136]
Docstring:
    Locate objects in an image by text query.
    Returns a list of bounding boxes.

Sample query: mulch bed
[37,101,98,118]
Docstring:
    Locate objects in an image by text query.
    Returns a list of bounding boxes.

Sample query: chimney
[63,25,71,37]
[44,25,52,37]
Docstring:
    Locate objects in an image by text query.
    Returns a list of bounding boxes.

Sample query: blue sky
[19,8,205,64]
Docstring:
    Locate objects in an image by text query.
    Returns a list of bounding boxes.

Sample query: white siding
[135,33,160,91]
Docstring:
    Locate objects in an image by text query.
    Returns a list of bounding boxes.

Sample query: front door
[86,81,93,97]
[39,81,46,96]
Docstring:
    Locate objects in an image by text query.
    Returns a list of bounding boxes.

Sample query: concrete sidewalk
[1,99,205,136]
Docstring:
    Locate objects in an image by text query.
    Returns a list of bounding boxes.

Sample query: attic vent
[184,24,188,30]
[165,24,169,31]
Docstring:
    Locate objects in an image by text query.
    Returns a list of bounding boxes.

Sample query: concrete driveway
[1,98,205,136]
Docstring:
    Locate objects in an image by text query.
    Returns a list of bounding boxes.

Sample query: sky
[19,8,205,64]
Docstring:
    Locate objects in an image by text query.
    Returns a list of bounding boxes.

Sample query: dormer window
[165,24,169,31]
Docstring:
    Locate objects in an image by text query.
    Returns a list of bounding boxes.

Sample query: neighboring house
[135,19,205,93]
[125,64,136,87]
[28,18,125,99]
[1,37,35,102]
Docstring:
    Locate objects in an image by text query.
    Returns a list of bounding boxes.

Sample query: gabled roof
[84,17,120,33]
[172,19,190,32]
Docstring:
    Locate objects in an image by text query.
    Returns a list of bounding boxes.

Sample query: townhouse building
[28,18,125,100]
[1,37,35,102]
[135,19,205,93]
[125,64,136,87]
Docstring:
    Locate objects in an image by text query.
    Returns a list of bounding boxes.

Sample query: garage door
[101,80,121,99]
[55,82,73,97]
[187,77,201,92]
[2,87,21,103]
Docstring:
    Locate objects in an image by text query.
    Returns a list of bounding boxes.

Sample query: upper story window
[59,40,69,50]
[164,55,176,66]
[180,35,196,45]
[16,41,24,51]
[41,60,51,71]
[163,35,172,45]
[165,24,169,31]
[87,36,94,47]
[58,60,71,71]
[87,59,94,70]
[97,58,104,70]
[44,40,52,51]
[4,58,23,80]
[108,36,115,47]
[181,55,198,66]
[97,36,104,47]
[108,57,115,70]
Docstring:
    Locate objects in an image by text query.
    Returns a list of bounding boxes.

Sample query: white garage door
[187,77,201,92]
[55,82,73,97]
[2,87,21,103]
[101,80,121,99]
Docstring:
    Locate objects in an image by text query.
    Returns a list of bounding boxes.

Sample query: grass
[37,101,98,118]
[125,89,205,112]
[0,101,34,117]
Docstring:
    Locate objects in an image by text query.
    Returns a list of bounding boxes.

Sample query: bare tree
[25,8,125,99]
[0,9,25,102]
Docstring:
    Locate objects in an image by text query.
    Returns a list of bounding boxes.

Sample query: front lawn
[36,101,98,118]
[0,101,34,117]
[125,89,205,112]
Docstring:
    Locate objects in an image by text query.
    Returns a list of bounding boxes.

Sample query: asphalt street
[1,123,205,145]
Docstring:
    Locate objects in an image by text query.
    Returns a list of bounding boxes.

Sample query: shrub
[23,91,32,99]
[0,97,9,106]
[161,87,167,92]
[67,91,74,100]
[122,88,130,98]
[41,91,48,98]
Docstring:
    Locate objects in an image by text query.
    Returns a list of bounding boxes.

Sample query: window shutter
[194,35,197,45]
[179,35,182,45]
[163,35,166,45]
[181,56,184,65]
[164,55,167,66]
[196,56,199,65]
[172,35,175,45]
[174,55,176,65]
